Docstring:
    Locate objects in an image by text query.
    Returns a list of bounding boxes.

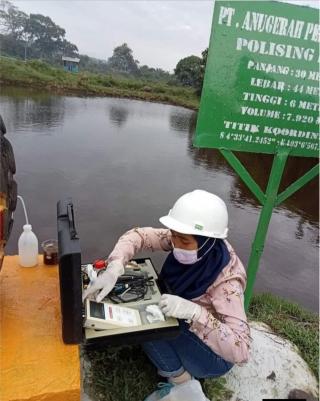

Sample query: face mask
[173,248,198,264]
[172,238,216,265]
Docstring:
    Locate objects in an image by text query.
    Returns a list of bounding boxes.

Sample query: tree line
[0,0,78,61]
[0,0,207,91]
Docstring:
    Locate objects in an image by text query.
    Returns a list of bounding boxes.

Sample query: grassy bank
[0,57,199,110]
[83,293,319,401]
[248,293,319,377]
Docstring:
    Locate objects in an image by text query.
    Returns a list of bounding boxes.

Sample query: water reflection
[109,105,129,127]
[0,87,65,133]
[170,110,194,132]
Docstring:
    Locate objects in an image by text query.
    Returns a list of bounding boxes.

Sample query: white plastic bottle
[18,224,38,267]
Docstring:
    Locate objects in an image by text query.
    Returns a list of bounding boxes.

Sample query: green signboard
[194,1,319,310]
[195,1,319,157]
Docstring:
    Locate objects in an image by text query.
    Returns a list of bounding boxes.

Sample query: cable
[17,195,29,224]
[81,263,154,302]
[107,275,155,303]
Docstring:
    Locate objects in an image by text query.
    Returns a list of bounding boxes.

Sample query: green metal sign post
[194,1,319,310]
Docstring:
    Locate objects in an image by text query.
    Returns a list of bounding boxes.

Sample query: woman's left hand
[159,294,202,321]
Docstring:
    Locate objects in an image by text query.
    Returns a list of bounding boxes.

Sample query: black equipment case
[57,198,180,349]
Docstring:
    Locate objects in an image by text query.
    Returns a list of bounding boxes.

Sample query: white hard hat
[159,190,228,238]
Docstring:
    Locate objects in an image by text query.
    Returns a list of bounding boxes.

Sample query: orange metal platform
[0,255,80,401]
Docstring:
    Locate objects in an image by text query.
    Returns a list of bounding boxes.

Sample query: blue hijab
[160,235,230,300]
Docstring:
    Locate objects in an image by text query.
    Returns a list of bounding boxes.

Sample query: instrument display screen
[90,301,105,319]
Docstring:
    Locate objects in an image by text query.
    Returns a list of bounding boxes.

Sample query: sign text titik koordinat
[194,1,319,309]
[195,1,319,157]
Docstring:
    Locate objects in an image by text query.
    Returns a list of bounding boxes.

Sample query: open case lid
[57,198,82,344]
[57,198,180,348]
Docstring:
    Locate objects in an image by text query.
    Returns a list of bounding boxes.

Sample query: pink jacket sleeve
[107,227,172,264]
[189,242,251,364]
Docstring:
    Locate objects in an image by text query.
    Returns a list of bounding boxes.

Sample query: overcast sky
[13,0,319,72]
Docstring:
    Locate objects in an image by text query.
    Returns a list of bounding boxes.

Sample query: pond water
[1,86,318,311]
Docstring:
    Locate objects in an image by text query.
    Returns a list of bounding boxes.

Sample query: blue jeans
[142,322,234,378]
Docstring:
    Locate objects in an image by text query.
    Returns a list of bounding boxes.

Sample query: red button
[93,260,106,269]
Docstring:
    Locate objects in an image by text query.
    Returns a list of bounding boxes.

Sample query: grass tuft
[203,377,234,401]
[83,345,158,401]
[248,292,319,378]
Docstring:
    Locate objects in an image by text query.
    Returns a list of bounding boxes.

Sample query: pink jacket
[108,227,251,364]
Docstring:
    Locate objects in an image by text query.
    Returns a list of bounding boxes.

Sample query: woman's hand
[82,260,124,303]
[159,294,202,321]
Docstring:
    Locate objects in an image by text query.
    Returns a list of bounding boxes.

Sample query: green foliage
[174,55,202,87]
[201,48,208,65]
[0,56,199,109]
[197,47,208,96]
[0,0,27,39]
[78,54,109,74]
[249,292,319,377]
[174,49,208,95]
[107,43,140,76]
[203,377,233,401]
[0,0,78,60]
[139,65,171,82]
[0,33,24,58]
[106,44,173,82]
[0,2,174,83]
[83,345,159,401]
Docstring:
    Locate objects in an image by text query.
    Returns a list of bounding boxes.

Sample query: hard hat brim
[159,215,227,239]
